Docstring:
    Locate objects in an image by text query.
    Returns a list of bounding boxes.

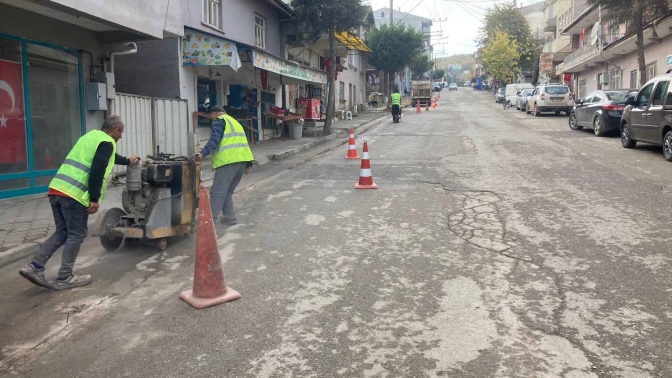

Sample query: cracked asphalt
[1,88,671,377]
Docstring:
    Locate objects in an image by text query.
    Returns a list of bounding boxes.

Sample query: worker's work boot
[220,218,237,227]
[53,274,92,291]
[19,263,53,289]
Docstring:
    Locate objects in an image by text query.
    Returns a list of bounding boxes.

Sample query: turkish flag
[0,60,27,165]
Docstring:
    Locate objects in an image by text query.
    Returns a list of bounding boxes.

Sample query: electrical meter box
[87,83,107,111]
[95,72,116,99]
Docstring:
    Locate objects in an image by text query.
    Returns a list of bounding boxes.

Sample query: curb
[0,236,46,269]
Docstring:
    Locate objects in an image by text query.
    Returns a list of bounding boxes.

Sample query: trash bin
[292,122,303,139]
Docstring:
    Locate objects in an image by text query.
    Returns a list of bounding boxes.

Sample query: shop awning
[182,30,242,71]
[252,50,327,84]
[335,31,372,53]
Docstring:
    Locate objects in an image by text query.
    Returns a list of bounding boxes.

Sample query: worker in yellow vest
[19,116,140,291]
[390,89,402,120]
[196,106,254,226]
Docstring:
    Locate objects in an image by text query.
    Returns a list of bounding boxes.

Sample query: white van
[505,83,534,106]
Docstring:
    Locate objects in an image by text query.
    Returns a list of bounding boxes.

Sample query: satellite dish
[590,22,600,46]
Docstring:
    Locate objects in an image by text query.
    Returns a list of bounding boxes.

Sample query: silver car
[516,88,535,111]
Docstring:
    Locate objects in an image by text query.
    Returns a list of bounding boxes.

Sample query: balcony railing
[562,32,626,69]
[543,35,572,54]
[603,32,626,45]
[563,43,599,69]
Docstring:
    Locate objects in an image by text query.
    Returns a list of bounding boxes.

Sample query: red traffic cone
[416,100,421,114]
[355,141,377,189]
[432,98,437,109]
[43,144,54,169]
[180,186,241,309]
[345,127,360,159]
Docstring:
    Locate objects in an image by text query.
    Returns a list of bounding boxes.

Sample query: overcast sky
[366,0,544,57]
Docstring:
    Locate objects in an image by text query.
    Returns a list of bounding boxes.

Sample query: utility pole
[390,0,393,25]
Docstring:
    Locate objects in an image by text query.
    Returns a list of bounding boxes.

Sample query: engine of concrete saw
[93,153,201,251]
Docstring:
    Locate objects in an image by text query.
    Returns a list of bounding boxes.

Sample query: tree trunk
[386,71,392,109]
[323,23,336,136]
[635,13,647,87]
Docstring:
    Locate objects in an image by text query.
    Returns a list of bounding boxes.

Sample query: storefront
[181,28,327,147]
[0,34,85,199]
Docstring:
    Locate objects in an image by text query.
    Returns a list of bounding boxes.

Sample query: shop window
[203,0,222,30]
[578,79,587,99]
[260,91,277,130]
[645,62,656,82]
[197,78,217,126]
[0,37,83,197]
[608,68,621,89]
[27,44,81,172]
[0,38,27,189]
[255,15,266,49]
[339,81,345,101]
[630,70,638,88]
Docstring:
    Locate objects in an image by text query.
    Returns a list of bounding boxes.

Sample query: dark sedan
[569,89,637,136]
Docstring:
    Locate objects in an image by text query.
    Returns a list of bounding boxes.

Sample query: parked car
[621,74,672,161]
[516,88,535,111]
[505,83,534,108]
[526,84,574,116]
[449,83,458,91]
[432,83,442,92]
[495,88,505,103]
[465,81,472,87]
[568,89,637,136]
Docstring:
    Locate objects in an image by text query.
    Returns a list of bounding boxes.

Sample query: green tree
[410,54,434,79]
[367,23,425,102]
[586,0,669,86]
[291,0,367,135]
[433,69,445,81]
[479,1,535,73]
[481,30,521,84]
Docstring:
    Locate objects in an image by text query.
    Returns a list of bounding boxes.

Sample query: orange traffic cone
[43,144,54,169]
[425,100,430,112]
[432,98,437,109]
[406,98,410,106]
[345,127,360,159]
[355,141,377,189]
[416,100,421,114]
[180,186,241,309]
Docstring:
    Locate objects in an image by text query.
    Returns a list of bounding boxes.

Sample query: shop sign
[182,32,241,71]
[253,51,327,84]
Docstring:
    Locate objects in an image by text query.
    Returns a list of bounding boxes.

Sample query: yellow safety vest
[212,114,254,169]
[391,93,402,106]
[49,130,116,207]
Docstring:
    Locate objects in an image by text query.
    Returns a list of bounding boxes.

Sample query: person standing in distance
[195,106,254,226]
[19,116,140,291]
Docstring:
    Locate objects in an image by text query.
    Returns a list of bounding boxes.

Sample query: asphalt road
[1,88,671,378]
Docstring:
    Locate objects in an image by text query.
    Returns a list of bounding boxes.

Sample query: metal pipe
[108,42,138,74]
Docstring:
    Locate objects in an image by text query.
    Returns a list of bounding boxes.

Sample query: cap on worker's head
[209,105,225,114]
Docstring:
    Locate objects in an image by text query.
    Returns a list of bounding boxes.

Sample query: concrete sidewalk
[0,108,388,267]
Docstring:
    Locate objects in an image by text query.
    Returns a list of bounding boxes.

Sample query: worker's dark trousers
[210,162,246,222]
[31,196,89,280]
